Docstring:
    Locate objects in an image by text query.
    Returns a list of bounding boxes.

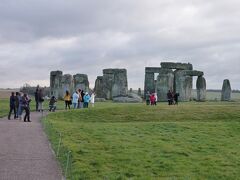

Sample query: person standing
[77,89,83,108]
[64,90,71,110]
[34,85,39,111]
[90,92,96,107]
[8,92,16,120]
[145,91,150,105]
[72,91,79,109]
[174,92,179,105]
[167,90,173,105]
[38,88,44,112]
[17,92,23,120]
[83,92,91,108]
[80,90,85,108]
[154,93,158,105]
[150,93,156,106]
[49,96,57,112]
[22,93,31,122]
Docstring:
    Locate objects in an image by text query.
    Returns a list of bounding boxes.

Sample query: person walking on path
[8,92,16,120]
[34,85,39,111]
[17,92,23,120]
[38,88,44,112]
[72,91,79,109]
[22,93,31,122]
[64,90,71,110]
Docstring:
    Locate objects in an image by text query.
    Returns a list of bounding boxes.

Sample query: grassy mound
[45,102,240,179]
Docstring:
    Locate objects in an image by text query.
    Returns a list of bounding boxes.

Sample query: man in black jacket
[34,85,39,111]
[8,92,16,120]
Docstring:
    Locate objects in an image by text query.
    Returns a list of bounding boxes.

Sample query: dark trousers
[35,101,39,111]
[83,102,88,108]
[65,101,71,109]
[8,106,16,119]
[23,106,30,122]
[146,100,150,105]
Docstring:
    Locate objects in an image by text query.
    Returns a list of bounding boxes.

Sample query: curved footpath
[0,112,63,180]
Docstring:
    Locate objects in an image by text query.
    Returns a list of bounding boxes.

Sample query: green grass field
[44,101,240,179]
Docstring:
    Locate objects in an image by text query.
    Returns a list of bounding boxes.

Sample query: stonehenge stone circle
[95,68,142,102]
[50,71,63,99]
[94,76,104,98]
[102,69,128,99]
[144,62,206,101]
[196,76,206,101]
[73,74,89,92]
[50,71,89,99]
[221,79,231,101]
[156,69,174,101]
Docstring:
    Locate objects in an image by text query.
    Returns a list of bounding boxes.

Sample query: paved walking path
[0,112,63,180]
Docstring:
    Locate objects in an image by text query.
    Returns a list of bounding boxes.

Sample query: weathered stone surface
[182,70,204,77]
[196,76,206,101]
[161,62,193,70]
[50,70,63,99]
[138,88,142,97]
[113,93,142,103]
[94,76,104,98]
[145,67,162,73]
[61,74,73,98]
[129,88,133,93]
[156,70,174,101]
[221,79,231,101]
[73,74,89,92]
[174,70,193,101]
[103,69,128,100]
[95,98,106,102]
[144,72,155,98]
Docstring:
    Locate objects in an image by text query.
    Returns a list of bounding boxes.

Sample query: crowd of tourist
[63,89,95,110]
[145,90,179,105]
[7,87,179,121]
[8,92,31,122]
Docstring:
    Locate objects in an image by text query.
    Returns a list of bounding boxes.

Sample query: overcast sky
[0,0,240,90]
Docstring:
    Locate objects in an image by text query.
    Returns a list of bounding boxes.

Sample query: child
[49,96,57,112]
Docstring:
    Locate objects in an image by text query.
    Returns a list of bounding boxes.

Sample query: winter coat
[72,92,79,104]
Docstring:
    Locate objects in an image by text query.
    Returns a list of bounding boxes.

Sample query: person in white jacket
[72,91,79,109]
[90,92,96,107]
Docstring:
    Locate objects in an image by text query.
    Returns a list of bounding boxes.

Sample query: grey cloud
[0,0,240,89]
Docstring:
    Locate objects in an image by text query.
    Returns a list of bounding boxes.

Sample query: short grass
[45,101,240,179]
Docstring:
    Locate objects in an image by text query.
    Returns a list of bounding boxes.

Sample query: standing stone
[156,69,174,101]
[129,88,133,93]
[94,76,104,98]
[144,72,155,96]
[73,74,89,92]
[50,71,63,99]
[138,88,142,97]
[174,70,193,101]
[61,74,73,97]
[111,69,128,98]
[221,79,231,101]
[196,76,206,101]
[103,69,128,99]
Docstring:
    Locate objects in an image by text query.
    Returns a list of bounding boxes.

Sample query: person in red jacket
[150,93,156,106]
